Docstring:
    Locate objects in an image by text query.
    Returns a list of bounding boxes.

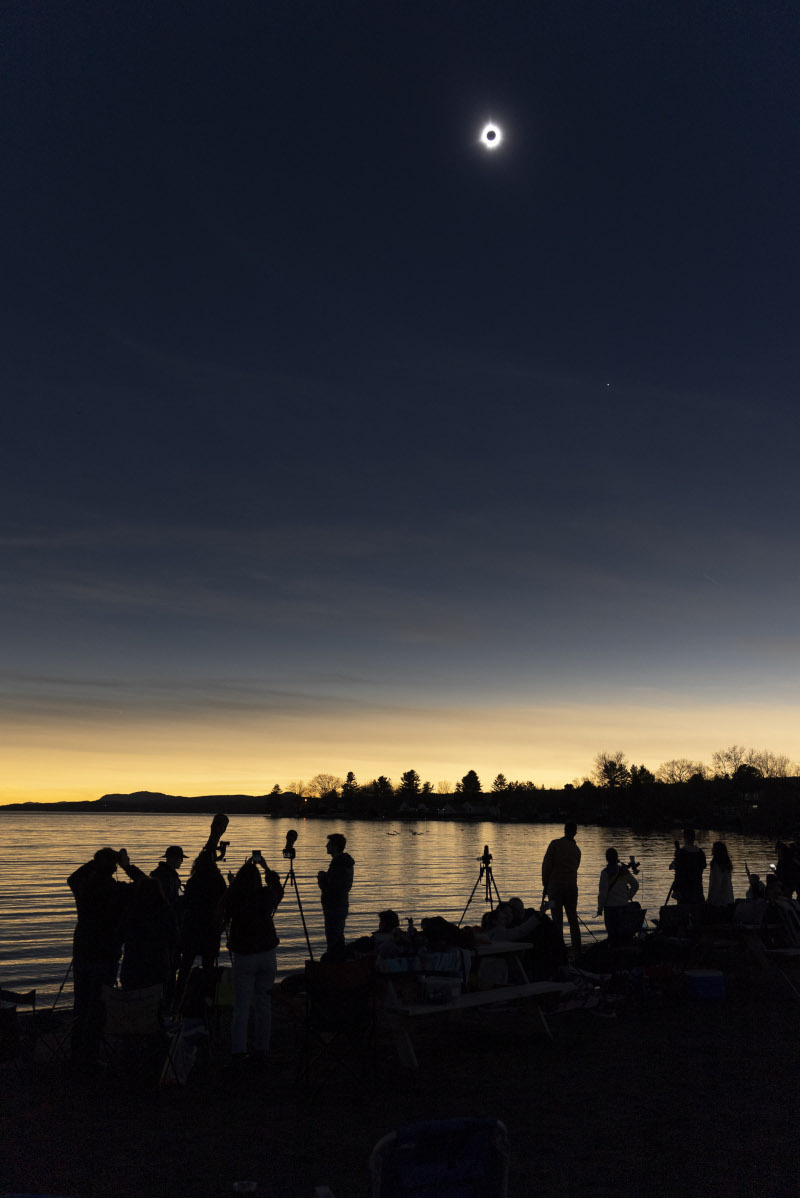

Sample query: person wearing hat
[317,833,354,956]
[151,846,185,916]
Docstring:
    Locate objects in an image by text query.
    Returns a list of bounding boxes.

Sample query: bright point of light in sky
[480,122,503,150]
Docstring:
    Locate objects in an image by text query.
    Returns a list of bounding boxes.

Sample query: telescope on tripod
[282,828,314,959]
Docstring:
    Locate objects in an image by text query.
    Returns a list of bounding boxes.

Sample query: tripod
[283,840,314,961]
[458,845,502,926]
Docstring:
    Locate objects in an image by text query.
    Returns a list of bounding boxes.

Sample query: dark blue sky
[3,2,799,800]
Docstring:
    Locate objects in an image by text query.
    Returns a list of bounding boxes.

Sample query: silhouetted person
[317,833,354,955]
[67,846,145,1067]
[597,848,640,942]
[507,897,531,925]
[226,854,284,1065]
[150,845,184,917]
[746,873,766,900]
[175,814,230,1012]
[150,845,184,1005]
[774,839,800,900]
[669,828,707,904]
[119,875,179,993]
[373,909,400,946]
[542,821,582,954]
[765,873,781,901]
[707,842,734,909]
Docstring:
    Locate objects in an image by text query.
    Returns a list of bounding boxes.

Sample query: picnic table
[375,942,574,1069]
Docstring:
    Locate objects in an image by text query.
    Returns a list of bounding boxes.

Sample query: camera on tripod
[477,845,492,872]
[623,854,640,875]
[459,844,501,925]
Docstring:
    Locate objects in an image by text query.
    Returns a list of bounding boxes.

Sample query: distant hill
[2,790,276,814]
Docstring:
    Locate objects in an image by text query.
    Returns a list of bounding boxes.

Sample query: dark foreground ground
[3,948,800,1198]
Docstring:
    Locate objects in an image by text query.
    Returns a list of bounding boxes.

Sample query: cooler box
[685,968,725,999]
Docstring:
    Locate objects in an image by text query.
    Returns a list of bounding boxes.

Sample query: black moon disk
[479,123,503,150]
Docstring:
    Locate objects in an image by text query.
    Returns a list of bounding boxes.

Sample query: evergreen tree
[461,769,482,797]
[399,769,421,794]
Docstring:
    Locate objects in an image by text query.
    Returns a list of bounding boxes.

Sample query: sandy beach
[3,940,800,1198]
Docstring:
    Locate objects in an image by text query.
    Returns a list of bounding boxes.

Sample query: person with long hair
[226,853,284,1066]
[708,841,734,908]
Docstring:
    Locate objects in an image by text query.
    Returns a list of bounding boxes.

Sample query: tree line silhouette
[268,745,800,833]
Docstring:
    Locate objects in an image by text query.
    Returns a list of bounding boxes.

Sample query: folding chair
[0,988,38,1068]
[101,984,183,1087]
[297,956,376,1091]
[369,1118,509,1197]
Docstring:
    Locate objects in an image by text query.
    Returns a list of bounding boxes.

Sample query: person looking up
[226,853,284,1067]
[67,846,145,1068]
[317,832,354,956]
[597,848,640,943]
[541,821,582,955]
[669,828,707,904]
[175,813,230,1012]
[746,873,766,900]
[707,842,735,909]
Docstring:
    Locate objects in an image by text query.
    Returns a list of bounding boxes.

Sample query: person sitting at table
[481,903,561,982]
[488,902,547,943]
[507,896,534,925]
[374,909,400,944]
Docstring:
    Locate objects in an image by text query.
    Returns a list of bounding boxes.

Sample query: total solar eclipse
[480,122,503,150]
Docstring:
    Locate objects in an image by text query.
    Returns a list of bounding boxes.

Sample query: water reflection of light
[0,811,779,998]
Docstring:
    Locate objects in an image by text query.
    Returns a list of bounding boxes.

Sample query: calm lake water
[0,812,779,1000]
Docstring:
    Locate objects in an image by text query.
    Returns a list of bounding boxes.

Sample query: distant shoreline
[0,789,776,835]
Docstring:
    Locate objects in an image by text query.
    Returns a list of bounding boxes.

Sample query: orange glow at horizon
[3,699,800,805]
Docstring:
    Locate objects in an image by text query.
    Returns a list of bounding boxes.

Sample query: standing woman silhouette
[226,854,284,1065]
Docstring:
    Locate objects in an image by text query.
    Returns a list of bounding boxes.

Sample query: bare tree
[436,781,452,795]
[656,758,708,784]
[307,773,343,798]
[592,751,630,788]
[287,779,309,796]
[746,748,793,778]
[711,745,748,778]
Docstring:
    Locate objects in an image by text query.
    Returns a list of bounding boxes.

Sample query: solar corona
[480,122,503,150]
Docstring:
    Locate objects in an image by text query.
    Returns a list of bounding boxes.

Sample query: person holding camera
[225,852,284,1067]
[67,846,146,1067]
[175,813,230,1012]
[597,848,640,943]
